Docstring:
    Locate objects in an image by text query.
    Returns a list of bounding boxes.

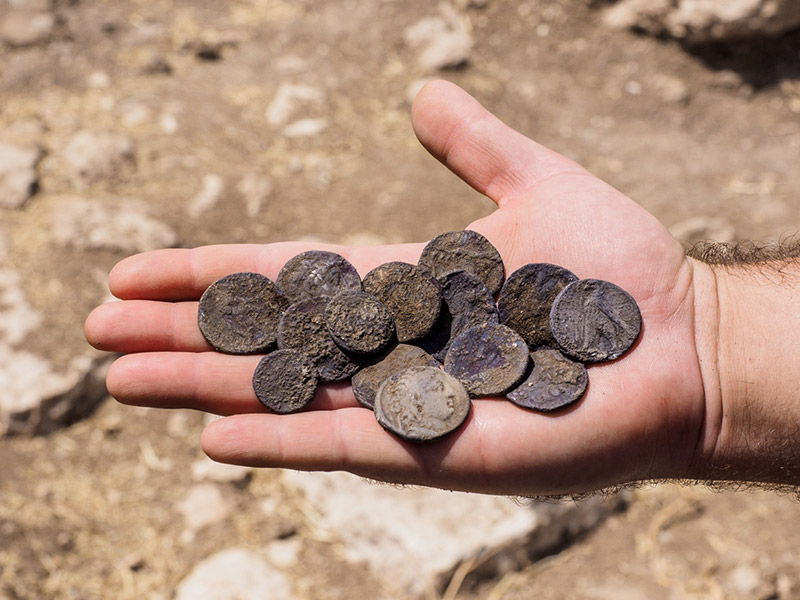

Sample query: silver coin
[506,347,588,411]
[374,366,471,443]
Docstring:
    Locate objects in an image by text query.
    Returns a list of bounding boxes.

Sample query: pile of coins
[197,230,642,442]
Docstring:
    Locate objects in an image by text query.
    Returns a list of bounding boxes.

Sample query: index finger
[109,241,426,301]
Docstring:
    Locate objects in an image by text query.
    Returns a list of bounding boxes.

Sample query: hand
[85,80,717,496]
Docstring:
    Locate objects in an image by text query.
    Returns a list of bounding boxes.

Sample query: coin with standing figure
[550,279,642,362]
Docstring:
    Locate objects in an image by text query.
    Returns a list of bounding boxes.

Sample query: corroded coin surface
[198,272,289,354]
[362,261,441,342]
[276,250,362,303]
[418,230,505,295]
[374,366,470,442]
[277,297,362,382]
[252,349,318,414]
[444,323,529,398]
[351,344,439,409]
[498,263,578,348]
[324,290,396,355]
[506,347,588,411]
[550,279,641,362]
[419,270,498,362]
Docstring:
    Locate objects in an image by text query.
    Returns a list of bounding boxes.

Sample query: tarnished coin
[418,270,499,362]
[550,279,642,362]
[498,263,578,348]
[362,262,441,342]
[506,347,588,411]
[276,250,362,303]
[444,323,529,398]
[198,272,289,355]
[418,230,505,295]
[351,344,440,409]
[277,297,362,382]
[252,349,318,414]
[324,290,396,355]
[374,365,471,443]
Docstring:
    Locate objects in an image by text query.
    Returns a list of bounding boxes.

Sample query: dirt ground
[3,0,800,598]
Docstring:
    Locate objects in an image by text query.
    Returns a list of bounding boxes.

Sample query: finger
[107,352,361,414]
[411,80,586,207]
[109,242,425,301]
[85,300,210,353]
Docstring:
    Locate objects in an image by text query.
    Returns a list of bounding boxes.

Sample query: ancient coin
[197,272,289,355]
[550,279,642,362]
[374,366,471,443]
[362,261,442,342]
[418,270,499,362]
[506,347,588,411]
[277,297,362,382]
[497,263,578,348]
[276,250,362,303]
[444,323,529,398]
[351,344,440,409]
[252,349,318,414]
[324,290,396,355]
[418,230,505,295]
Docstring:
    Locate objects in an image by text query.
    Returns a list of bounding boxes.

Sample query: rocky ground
[3,0,800,598]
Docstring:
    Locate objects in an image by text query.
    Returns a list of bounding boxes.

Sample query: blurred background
[2,0,800,598]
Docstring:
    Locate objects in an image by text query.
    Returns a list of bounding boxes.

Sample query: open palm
[85,80,709,496]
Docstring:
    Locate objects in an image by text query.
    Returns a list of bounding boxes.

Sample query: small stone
[650,73,690,104]
[62,131,136,187]
[266,83,325,127]
[282,118,329,138]
[176,484,232,532]
[0,10,56,47]
[265,539,302,570]
[324,290,395,355]
[188,174,225,217]
[198,272,289,355]
[191,457,251,483]
[0,142,41,209]
[351,344,440,409]
[403,9,473,72]
[444,324,529,398]
[237,174,272,217]
[252,349,318,414]
[175,548,294,600]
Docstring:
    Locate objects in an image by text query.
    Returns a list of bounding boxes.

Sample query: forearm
[693,255,800,485]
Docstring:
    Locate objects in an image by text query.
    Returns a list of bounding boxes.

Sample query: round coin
[277,297,362,382]
[418,270,498,362]
[374,366,471,443]
[550,279,642,362]
[362,262,441,342]
[418,230,505,295]
[252,349,318,414]
[444,323,529,398]
[276,250,362,303]
[506,347,588,411]
[351,344,440,409]
[324,290,396,355]
[498,263,578,348]
[198,272,289,354]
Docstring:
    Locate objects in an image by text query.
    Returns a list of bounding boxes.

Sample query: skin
[84,80,793,496]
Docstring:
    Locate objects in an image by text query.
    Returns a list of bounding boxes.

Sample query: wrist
[695,259,800,485]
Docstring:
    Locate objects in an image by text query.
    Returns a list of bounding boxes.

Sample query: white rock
[237,173,272,217]
[283,470,622,595]
[0,10,56,47]
[191,456,251,483]
[177,483,232,532]
[62,131,136,188]
[188,174,224,217]
[282,118,329,138]
[0,142,41,209]
[266,83,325,127]
[403,7,473,72]
[265,539,302,570]
[603,0,800,43]
[0,268,41,346]
[50,196,178,252]
[405,78,433,104]
[175,548,295,600]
